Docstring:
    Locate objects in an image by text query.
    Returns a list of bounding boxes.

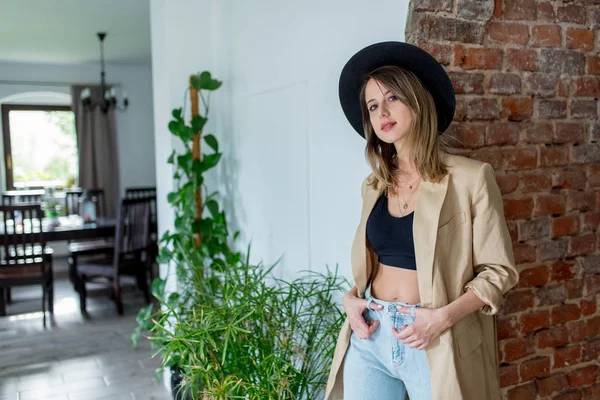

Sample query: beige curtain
[71,85,120,218]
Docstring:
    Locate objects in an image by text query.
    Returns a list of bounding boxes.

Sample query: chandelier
[80,32,129,114]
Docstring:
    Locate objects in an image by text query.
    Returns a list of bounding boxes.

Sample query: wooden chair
[0,204,54,327]
[64,188,106,217]
[125,187,157,280]
[70,198,152,315]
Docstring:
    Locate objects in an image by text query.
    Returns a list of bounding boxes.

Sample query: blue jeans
[343,285,432,400]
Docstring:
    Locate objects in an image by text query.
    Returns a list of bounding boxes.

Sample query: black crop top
[365,193,416,270]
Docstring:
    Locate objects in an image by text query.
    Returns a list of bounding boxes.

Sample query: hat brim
[339,41,456,138]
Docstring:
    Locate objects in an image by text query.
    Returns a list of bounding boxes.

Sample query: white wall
[0,61,156,197]
[150,0,410,281]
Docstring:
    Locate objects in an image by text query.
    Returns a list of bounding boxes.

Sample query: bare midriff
[370,263,421,304]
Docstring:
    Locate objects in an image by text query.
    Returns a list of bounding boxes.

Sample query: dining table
[0,215,116,243]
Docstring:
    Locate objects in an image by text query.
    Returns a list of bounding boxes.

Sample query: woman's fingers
[368,301,383,311]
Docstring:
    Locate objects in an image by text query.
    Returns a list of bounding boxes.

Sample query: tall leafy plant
[133,72,347,400]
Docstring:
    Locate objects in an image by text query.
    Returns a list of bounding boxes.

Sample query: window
[1,104,78,190]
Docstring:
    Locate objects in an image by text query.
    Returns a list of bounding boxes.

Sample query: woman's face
[364,78,413,145]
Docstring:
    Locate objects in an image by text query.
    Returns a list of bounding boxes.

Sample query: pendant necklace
[396,176,420,215]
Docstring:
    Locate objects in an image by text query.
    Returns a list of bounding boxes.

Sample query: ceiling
[0,0,151,65]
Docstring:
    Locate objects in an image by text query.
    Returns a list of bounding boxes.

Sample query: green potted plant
[133,72,347,400]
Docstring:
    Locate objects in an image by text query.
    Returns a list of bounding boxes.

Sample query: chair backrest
[125,187,157,236]
[114,198,152,261]
[0,204,46,265]
[64,188,106,217]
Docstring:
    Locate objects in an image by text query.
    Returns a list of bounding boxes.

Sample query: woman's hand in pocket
[343,288,382,340]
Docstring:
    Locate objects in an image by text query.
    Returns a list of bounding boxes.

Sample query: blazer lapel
[353,183,382,295]
[413,174,449,307]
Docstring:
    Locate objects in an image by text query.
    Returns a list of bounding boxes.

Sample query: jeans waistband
[365,284,422,317]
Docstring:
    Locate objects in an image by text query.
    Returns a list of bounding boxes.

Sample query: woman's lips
[381,122,396,132]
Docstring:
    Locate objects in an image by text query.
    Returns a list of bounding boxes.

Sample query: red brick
[540,49,585,76]
[504,289,535,314]
[493,0,502,18]
[550,260,577,280]
[551,304,581,325]
[513,243,537,264]
[466,98,499,120]
[539,146,569,167]
[518,266,549,288]
[519,218,551,241]
[500,364,519,387]
[504,0,536,20]
[536,373,568,397]
[412,14,485,45]
[554,391,583,400]
[552,216,580,238]
[504,337,536,362]
[568,320,586,343]
[497,174,519,195]
[506,381,537,400]
[486,123,519,147]
[568,235,596,257]
[507,221,519,241]
[553,170,586,190]
[588,165,600,187]
[498,315,518,340]
[461,48,502,70]
[453,98,467,121]
[574,77,600,97]
[501,98,533,121]
[566,279,584,299]
[413,0,453,12]
[566,28,595,51]
[554,345,581,368]
[486,22,529,45]
[534,195,566,217]
[504,197,534,220]
[519,172,552,193]
[448,71,484,94]
[506,49,538,72]
[582,339,600,362]
[416,40,452,65]
[587,56,600,75]
[554,122,585,144]
[504,148,537,170]
[586,275,600,296]
[470,148,503,169]
[531,25,561,48]
[537,326,570,348]
[567,365,598,388]
[583,384,600,400]
[568,192,595,212]
[536,2,556,22]
[586,316,600,339]
[520,356,550,382]
[520,310,550,334]
[489,73,522,95]
[581,299,597,316]
[445,124,484,148]
[521,122,552,144]
[557,4,586,25]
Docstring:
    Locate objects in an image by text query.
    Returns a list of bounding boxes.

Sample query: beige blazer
[325,153,519,400]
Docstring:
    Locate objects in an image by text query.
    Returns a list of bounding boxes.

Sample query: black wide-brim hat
[339,41,456,138]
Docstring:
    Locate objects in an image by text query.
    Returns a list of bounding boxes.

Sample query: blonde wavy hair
[359,65,449,193]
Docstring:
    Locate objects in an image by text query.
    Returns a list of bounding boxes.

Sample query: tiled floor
[0,258,171,400]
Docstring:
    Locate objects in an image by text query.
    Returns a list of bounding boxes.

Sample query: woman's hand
[392,306,451,350]
[343,288,383,340]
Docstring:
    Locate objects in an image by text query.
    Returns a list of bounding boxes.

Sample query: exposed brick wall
[406,0,600,399]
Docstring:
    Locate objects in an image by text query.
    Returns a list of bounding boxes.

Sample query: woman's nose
[378,105,388,118]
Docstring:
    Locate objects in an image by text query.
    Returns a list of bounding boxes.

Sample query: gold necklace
[396,177,420,215]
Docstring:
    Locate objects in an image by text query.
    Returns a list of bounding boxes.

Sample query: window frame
[1,104,75,190]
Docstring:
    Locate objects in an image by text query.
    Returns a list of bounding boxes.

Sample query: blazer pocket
[437,212,466,239]
[453,313,483,358]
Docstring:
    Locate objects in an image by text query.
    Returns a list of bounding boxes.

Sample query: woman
[325,42,519,400]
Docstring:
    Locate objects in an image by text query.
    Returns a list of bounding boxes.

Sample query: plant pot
[170,365,190,400]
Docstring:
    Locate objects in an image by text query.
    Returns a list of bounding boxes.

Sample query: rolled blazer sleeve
[465,163,519,315]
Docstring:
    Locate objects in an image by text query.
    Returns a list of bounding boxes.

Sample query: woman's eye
[369,104,377,112]
[389,95,397,101]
